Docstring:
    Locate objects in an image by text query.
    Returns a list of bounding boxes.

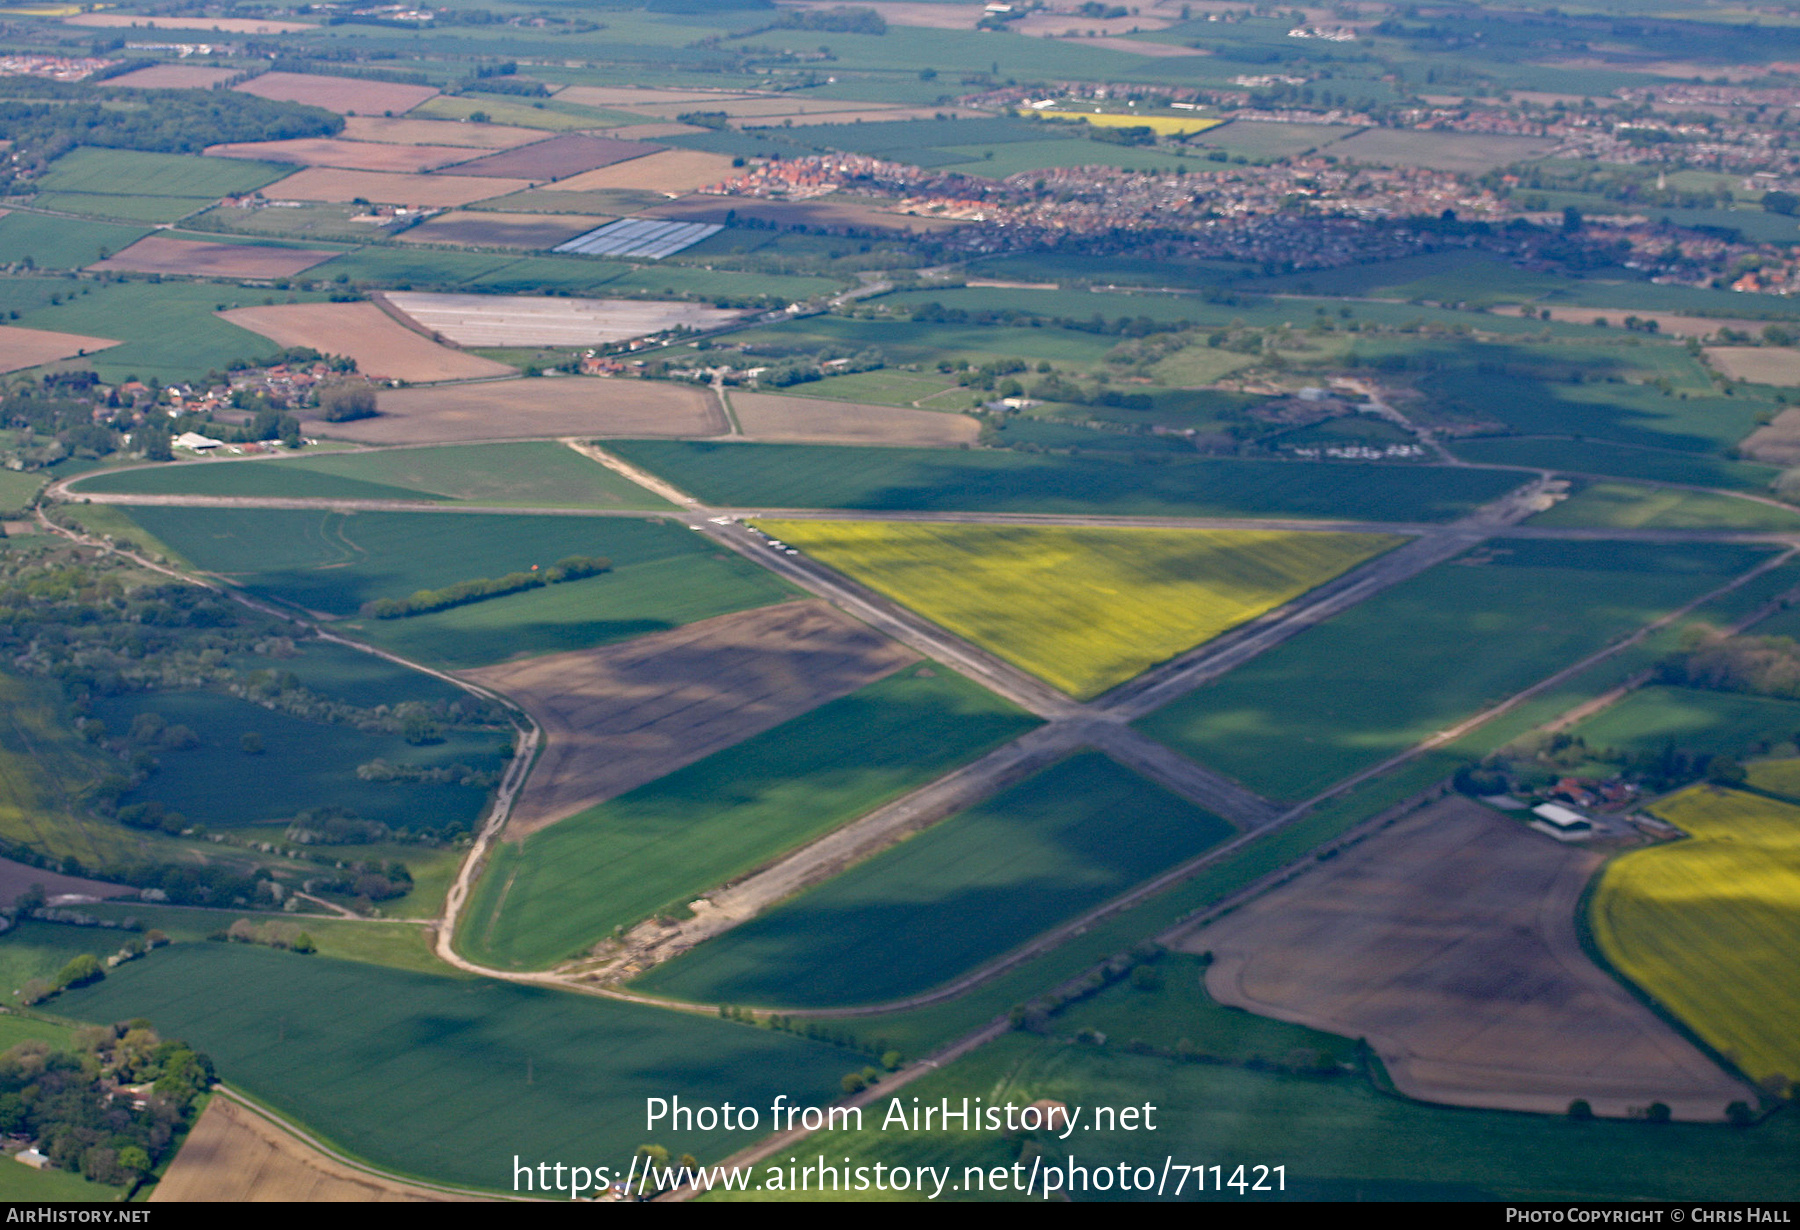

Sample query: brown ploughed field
[464,600,917,835]
[542,149,737,195]
[91,236,335,279]
[1185,795,1752,1121]
[261,167,529,207]
[732,390,979,447]
[1705,346,1800,387]
[0,854,132,907]
[105,64,241,89]
[307,377,724,444]
[449,134,660,181]
[0,324,118,374]
[152,1096,477,1202]
[232,71,439,116]
[383,291,741,347]
[67,13,315,32]
[204,138,476,173]
[337,115,547,149]
[394,211,607,249]
[221,303,516,383]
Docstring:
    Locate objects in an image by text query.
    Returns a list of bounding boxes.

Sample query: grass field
[1137,540,1780,802]
[91,690,502,833]
[748,1030,1800,1203]
[634,751,1234,1008]
[117,507,794,668]
[0,673,147,870]
[1593,785,1800,1091]
[0,470,44,515]
[1562,686,1800,764]
[754,521,1403,700]
[11,280,320,382]
[56,943,857,1190]
[607,442,1526,522]
[29,192,220,224]
[0,214,153,271]
[75,444,672,510]
[460,666,1039,969]
[1532,482,1800,530]
[39,147,292,200]
[1451,438,1783,492]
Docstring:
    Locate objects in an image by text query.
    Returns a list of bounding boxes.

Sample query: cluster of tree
[676,110,733,130]
[905,301,1195,340]
[458,76,550,98]
[285,808,391,846]
[355,759,499,788]
[0,1024,210,1187]
[771,6,886,34]
[360,555,611,620]
[303,861,413,903]
[217,918,316,953]
[1660,633,1800,700]
[1090,125,1156,147]
[0,80,340,189]
[315,381,378,422]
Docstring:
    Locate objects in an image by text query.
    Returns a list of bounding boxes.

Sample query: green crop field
[0,214,153,271]
[754,1030,1800,1204]
[461,666,1039,969]
[1137,540,1780,801]
[1562,686,1800,763]
[75,444,674,510]
[117,507,793,667]
[12,280,318,381]
[1593,785,1800,1091]
[1746,757,1800,802]
[56,943,857,1190]
[755,521,1403,700]
[38,147,292,200]
[1451,438,1782,491]
[1421,369,1763,454]
[28,192,220,224]
[785,369,963,408]
[634,751,1234,1008]
[91,690,502,833]
[0,470,44,515]
[607,442,1527,522]
[1532,481,1800,530]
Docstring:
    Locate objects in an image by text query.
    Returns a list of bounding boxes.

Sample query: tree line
[359,556,611,619]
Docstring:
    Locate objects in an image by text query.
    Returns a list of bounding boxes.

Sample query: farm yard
[463,599,916,835]
[91,236,336,279]
[383,292,742,347]
[73,442,672,509]
[1592,785,1800,1092]
[220,302,516,383]
[730,392,979,447]
[751,521,1404,699]
[115,505,795,669]
[460,664,1037,969]
[317,378,724,443]
[0,323,116,372]
[231,72,439,117]
[1190,795,1749,1120]
[57,944,855,1192]
[609,441,1528,521]
[635,751,1233,1007]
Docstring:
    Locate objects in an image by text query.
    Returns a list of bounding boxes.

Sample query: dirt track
[463,600,917,835]
[1187,795,1753,1121]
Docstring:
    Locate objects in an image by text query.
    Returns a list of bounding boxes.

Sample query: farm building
[1532,802,1592,831]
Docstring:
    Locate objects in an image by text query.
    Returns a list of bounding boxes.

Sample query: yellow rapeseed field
[1024,109,1226,136]
[1592,783,1800,1091]
[754,521,1402,700]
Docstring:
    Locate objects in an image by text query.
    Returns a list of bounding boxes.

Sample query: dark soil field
[465,599,918,834]
[92,236,336,279]
[1187,795,1751,1121]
